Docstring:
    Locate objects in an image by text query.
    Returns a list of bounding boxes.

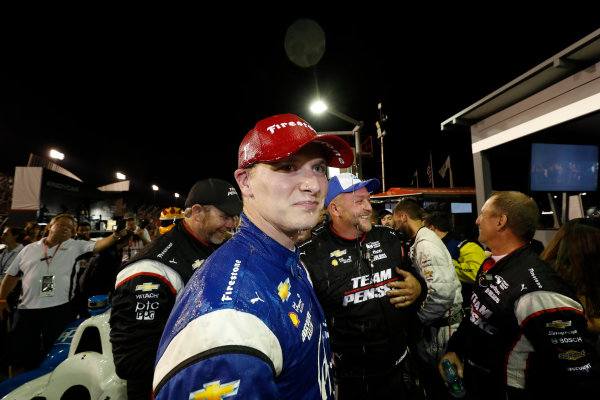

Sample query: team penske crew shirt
[300,223,425,377]
[447,244,600,396]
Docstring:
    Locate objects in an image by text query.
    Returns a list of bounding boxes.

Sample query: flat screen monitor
[530,143,599,192]
[451,202,473,214]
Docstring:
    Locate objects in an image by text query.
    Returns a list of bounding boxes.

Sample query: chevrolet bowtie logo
[190,379,240,399]
[135,282,159,292]
[330,249,346,258]
[545,320,572,329]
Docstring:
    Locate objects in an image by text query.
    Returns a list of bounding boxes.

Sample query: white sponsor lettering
[485,287,500,303]
[157,242,173,259]
[365,241,381,250]
[470,292,497,334]
[221,260,241,302]
[343,285,391,306]
[567,363,591,372]
[528,268,543,288]
[135,301,159,320]
[266,120,316,134]
[344,269,394,306]
[135,293,159,299]
[373,253,387,261]
[350,269,392,289]
[558,336,583,344]
[494,275,509,290]
[317,323,334,398]
[302,310,314,342]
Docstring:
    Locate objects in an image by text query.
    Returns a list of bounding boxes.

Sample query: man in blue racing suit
[153,113,355,399]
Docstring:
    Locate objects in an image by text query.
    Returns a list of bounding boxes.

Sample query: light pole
[152,185,159,205]
[376,103,388,192]
[310,101,364,178]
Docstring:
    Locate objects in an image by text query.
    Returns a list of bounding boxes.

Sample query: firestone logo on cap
[238,113,354,169]
[266,120,316,135]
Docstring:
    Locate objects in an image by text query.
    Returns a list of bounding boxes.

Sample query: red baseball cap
[237,114,354,169]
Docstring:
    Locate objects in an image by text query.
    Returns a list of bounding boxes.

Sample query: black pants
[335,352,426,400]
[126,378,152,400]
[6,302,75,370]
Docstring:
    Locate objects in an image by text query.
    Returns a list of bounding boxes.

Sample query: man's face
[332,187,374,235]
[476,196,499,246]
[393,211,410,237]
[244,144,328,236]
[1,228,13,244]
[380,214,394,228]
[48,217,75,243]
[198,206,236,245]
[77,225,91,239]
[125,218,136,231]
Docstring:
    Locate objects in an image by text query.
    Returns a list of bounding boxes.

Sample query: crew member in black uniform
[440,191,600,399]
[109,178,242,400]
[300,173,427,399]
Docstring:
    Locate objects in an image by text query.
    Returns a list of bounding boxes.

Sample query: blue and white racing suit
[153,213,334,400]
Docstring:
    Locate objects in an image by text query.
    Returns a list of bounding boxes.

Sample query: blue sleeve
[154,353,279,400]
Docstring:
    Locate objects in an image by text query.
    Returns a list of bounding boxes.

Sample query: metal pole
[320,108,364,178]
[380,136,385,192]
[353,125,363,178]
[326,108,361,126]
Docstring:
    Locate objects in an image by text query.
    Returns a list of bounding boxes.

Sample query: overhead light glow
[310,100,328,114]
[174,193,180,198]
[116,172,126,180]
[49,149,64,160]
[152,185,159,191]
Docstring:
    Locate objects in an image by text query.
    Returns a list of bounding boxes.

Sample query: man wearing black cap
[378,208,396,229]
[153,114,354,400]
[109,178,242,400]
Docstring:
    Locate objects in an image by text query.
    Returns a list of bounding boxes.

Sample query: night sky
[1,7,598,199]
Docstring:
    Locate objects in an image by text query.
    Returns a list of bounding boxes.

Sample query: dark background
[1,6,598,199]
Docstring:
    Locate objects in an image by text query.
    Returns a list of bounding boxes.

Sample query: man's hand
[386,267,422,308]
[113,228,129,241]
[438,352,463,382]
[0,302,10,321]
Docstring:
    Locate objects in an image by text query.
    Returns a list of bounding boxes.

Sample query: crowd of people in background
[0,115,599,399]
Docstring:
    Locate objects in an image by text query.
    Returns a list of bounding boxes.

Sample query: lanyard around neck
[43,240,61,269]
